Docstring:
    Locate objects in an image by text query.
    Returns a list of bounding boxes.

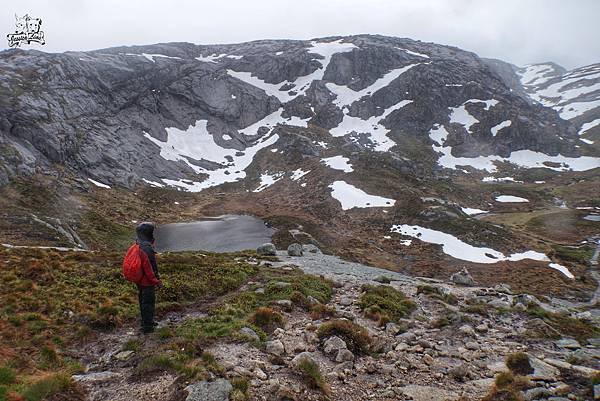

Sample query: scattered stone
[339,296,353,306]
[113,350,134,361]
[488,299,512,309]
[306,295,319,306]
[465,341,479,351]
[185,379,232,401]
[253,368,268,380]
[72,371,120,383]
[287,243,303,256]
[451,268,475,286]
[494,284,512,294]
[514,294,540,307]
[524,387,552,400]
[448,364,469,382]
[266,340,285,356]
[555,338,581,350]
[257,243,277,256]
[385,322,402,335]
[275,299,293,311]
[475,324,488,333]
[273,281,292,289]
[324,336,348,354]
[458,325,476,337]
[302,244,321,254]
[398,385,458,401]
[291,352,318,368]
[239,327,260,342]
[336,349,355,362]
[525,318,561,339]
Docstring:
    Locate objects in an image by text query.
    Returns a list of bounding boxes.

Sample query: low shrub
[296,358,329,395]
[309,304,337,320]
[249,307,284,333]
[317,319,371,354]
[505,352,533,375]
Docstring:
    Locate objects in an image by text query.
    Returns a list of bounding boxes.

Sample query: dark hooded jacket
[136,222,160,287]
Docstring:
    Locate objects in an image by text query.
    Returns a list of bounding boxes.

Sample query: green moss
[359,285,415,323]
[77,211,132,251]
[0,367,15,386]
[416,284,458,305]
[526,306,600,342]
[550,245,593,265]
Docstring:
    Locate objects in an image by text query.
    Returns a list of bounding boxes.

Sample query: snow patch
[330,100,413,151]
[396,47,430,58]
[142,179,164,188]
[290,169,310,181]
[329,180,395,210]
[390,224,573,278]
[491,120,512,136]
[429,125,600,172]
[461,207,488,216]
[254,172,284,192]
[321,155,353,172]
[495,195,529,203]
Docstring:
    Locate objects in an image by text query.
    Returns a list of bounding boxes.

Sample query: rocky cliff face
[0,35,597,190]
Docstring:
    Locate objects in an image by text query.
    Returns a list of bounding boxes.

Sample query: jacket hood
[136,222,155,243]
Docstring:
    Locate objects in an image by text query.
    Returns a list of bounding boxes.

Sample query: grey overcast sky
[2,0,599,69]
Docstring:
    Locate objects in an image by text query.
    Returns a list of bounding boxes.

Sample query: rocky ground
[70,249,600,401]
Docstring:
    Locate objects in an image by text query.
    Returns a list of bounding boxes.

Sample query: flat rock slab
[398,385,458,401]
[185,379,232,401]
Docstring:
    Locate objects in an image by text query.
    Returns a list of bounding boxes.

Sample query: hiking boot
[141,326,155,334]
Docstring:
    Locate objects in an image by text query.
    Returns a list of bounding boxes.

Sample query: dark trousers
[137,285,156,331]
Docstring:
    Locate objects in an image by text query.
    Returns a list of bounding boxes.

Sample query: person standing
[135,222,162,333]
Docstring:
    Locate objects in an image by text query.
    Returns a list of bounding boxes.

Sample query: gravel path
[273,251,413,284]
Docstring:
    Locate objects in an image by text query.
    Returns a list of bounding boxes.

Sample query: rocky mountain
[0,35,598,190]
[1,35,599,303]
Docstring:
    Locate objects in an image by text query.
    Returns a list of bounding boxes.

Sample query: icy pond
[583,214,600,222]
[154,215,275,252]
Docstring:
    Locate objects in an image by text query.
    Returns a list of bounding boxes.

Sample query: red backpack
[123,243,144,284]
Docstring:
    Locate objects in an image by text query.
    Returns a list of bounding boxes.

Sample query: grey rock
[287,243,303,256]
[339,296,353,306]
[324,336,347,354]
[451,268,475,286]
[555,338,580,349]
[239,327,260,342]
[514,294,540,307]
[335,349,355,362]
[594,383,600,400]
[266,340,285,356]
[257,243,277,256]
[524,387,552,400]
[302,244,322,254]
[113,350,134,361]
[291,351,318,368]
[185,379,232,401]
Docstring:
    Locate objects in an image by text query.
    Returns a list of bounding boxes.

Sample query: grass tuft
[317,319,371,354]
[359,285,415,323]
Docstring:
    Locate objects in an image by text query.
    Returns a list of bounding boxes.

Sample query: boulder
[451,268,475,286]
[291,352,318,368]
[302,244,322,254]
[239,327,260,342]
[266,340,285,356]
[287,243,303,256]
[323,336,347,354]
[335,349,355,362]
[257,243,276,256]
[185,379,232,401]
[514,294,540,307]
